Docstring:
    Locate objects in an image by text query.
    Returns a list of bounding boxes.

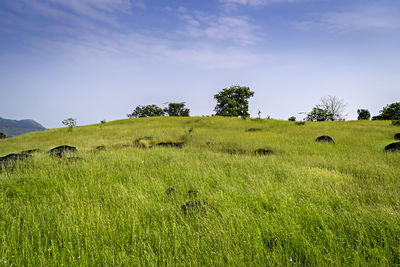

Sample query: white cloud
[295,6,400,33]
[179,13,262,45]
[221,0,297,7]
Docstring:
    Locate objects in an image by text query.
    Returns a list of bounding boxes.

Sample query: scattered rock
[166,187,177,195]
[95,145,105,151]
[48,145,77,158]
[315,136,335,143]
[254,149,274,155]
[0,153,32,169]
[395,133,400,140]
[181,200,202,215]
[246,128,261,132]
[21,149,40,154]
[188,190,199,197]
[385,142,400,151]
[156,142,184,148]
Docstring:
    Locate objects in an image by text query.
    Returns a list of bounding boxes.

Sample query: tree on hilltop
[214,85,254,119]
[127,104,165,118]
[164,102,190,116]
[372,102,400,120]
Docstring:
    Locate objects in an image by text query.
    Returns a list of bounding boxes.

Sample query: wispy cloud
[220,0,297,8]
[178,12,262,45]
[295,6,400,33]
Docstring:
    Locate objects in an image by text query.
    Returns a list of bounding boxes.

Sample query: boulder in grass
[48,145,77,158]
[385,142,400,152]
[156,142,184,148]
[315,136,335,143]
[21,149,40,155]
[0,153,32,169]
[181,201,202,215]
[254,149,274,155]
[166,187,177,195]
[394,133,400,140]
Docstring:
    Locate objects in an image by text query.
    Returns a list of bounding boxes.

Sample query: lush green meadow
[0,117,399,266]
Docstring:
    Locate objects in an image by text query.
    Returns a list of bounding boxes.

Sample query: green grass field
[0,117,399,266]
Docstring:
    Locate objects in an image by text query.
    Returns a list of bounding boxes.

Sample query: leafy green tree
[372,102,400,120]
[62,118,76,131]
[357,109,371,120]
[127,105,165,118]
[164,102,190,116]
[306,107,331,121]
[214,85,254,118]
[288,116,296,121]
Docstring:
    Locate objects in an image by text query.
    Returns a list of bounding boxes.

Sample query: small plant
[257,109,262,119]
[0,132,6,139]
[62,118,76,131]
[392,120,400,126]
[295,121,305,125]
[181,128,194,142]
[101,119,106,124]
[288,116,296,122]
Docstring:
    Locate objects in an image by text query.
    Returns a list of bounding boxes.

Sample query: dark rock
[246,128,261,132]
[166,187,177,195]
[385,142,400,151]
[48,145,77,158]
[0,153,32,169]
[156,142,184,148]
[21,149,40,154]
[315,136,335,143]
[254,149,274,155]
[394,133,400,140]
[96,145,105,151]
[188,190,199,197]
[181,201,202,215]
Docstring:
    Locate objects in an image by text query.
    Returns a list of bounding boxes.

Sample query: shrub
[164,102,190,116]
[372,102,400,120]
[128,105,165,118]
[392,120,400,126]
[357,109,371,120]
[0,132,6,139]
[288,116,296,121]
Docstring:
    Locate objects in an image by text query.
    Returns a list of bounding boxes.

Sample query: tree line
[126,85,400,122]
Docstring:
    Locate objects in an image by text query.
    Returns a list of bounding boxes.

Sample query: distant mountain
[0,117,46,138]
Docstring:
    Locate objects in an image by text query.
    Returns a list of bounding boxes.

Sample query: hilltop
[0,117,46,137]
[0,117,399,265]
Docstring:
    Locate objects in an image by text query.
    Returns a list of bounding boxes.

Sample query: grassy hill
[0,117,399,265]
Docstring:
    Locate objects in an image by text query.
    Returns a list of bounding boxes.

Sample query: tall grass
[0,117,399,265]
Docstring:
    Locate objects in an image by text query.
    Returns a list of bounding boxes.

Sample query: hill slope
[0,117,399,265]
[0,117,46,137]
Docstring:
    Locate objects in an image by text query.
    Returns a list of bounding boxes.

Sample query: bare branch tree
[319,95,347,121]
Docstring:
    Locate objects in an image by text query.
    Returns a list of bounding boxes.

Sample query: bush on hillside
[128,105,165,118]
[357,109,371,120]
[372,102,400,120]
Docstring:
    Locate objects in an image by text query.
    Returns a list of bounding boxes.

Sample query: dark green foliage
[214,85,254,118]
[295,121,305,125]
[372,102,400,120]
[392,120,400,126]
[306,107,331,121]
[62,118,76,132]
[0,132,5,139]
[288,116,296,122]
[128,105,165,118]
[357,109,371,120]
[164,102,190,116]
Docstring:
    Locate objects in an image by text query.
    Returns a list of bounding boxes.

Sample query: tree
[306,95,347,121]
[214,85,254,118]
[306,107,331,121]
[319,95,347,121]
[0,132,6,139]
[288,116,296,122]
[372,102,400,120]
[62,118,76,131]
[164,102,190,116]
[357,109,371,120]
[127,104,165,118]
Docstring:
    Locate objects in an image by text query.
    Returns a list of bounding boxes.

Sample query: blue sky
[1,0,399,128]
